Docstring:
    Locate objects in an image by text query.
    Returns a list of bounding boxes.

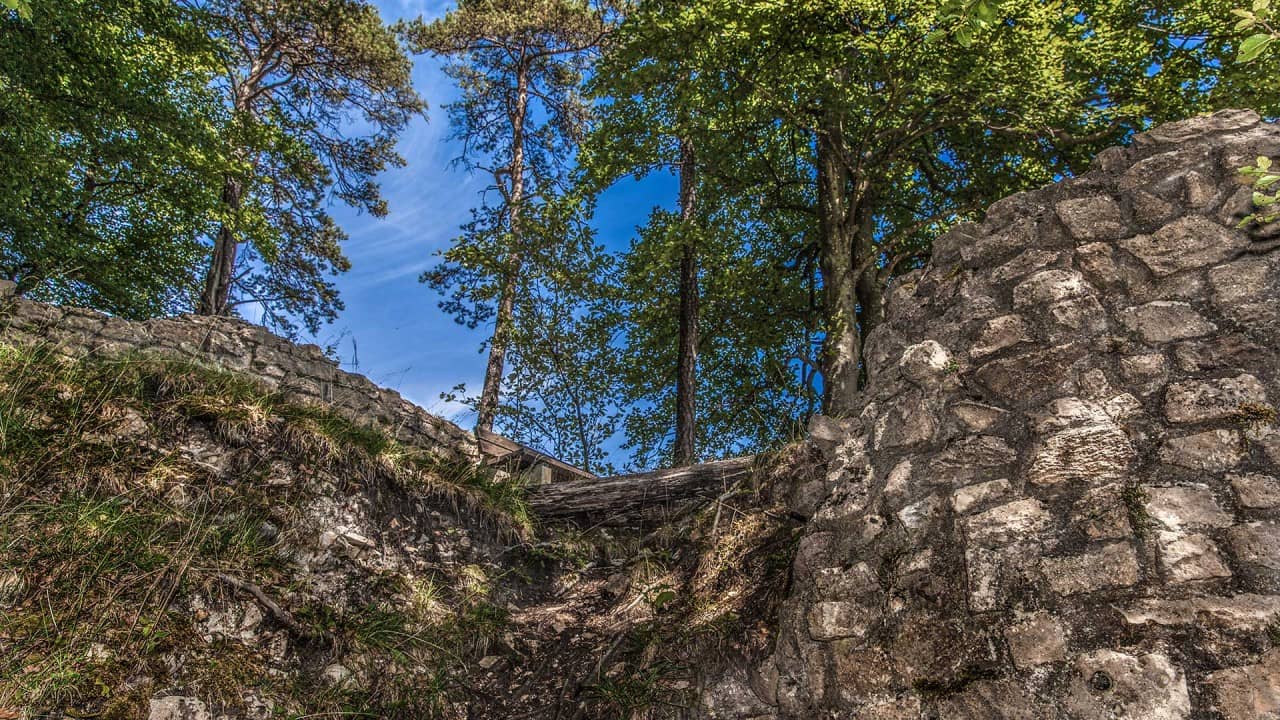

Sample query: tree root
[215,572,333,644]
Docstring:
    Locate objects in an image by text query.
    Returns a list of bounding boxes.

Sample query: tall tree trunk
[199,81,254,318]
[198,175,243,316]
[475,58,530,434]
[674,137,699,466]
[815,117,868,416]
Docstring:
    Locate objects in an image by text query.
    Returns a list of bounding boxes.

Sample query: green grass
[0,342,533,718]
[0,343,532,537]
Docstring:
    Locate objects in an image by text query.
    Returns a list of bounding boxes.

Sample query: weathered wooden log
[525,455,758,526]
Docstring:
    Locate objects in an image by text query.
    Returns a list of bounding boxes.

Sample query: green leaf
[650,589,676,610]
[1,0,31,20]
[1256,174,1280,189]
[1238,33,1274,62]
[974,1,997,25]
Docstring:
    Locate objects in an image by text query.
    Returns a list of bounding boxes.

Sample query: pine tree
[188,0,425,336]
[406,0,611,434]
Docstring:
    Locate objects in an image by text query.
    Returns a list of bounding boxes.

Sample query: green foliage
[408,0,619,456]
[583,0,1280,444]
[495,209,625,474]
[0,0,229,317]
[1232,0,1278,61]
[583,0,821,466]
[0,0,424,334]
[1,0,30,20]
[191,0,427,335]
[1239,155,1280,225]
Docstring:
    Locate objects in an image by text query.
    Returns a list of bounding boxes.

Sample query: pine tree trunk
[199,80,252,318]
[198,175,243,316]
[674,138,699,466]
[475,58,530,434]
[816,117,866,416]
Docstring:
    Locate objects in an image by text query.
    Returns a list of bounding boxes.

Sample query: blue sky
[311,0,675,429]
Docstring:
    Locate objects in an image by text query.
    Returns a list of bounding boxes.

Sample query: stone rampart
[0,288,477,463]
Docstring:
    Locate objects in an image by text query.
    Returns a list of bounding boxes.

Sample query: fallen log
[525,455,758,527]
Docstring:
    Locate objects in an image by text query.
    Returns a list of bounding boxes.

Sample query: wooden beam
[476,427,595,482]
[525,456,758,527]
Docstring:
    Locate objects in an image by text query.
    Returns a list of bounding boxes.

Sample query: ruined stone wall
[739,110,1280,718]
[0,286,478,463]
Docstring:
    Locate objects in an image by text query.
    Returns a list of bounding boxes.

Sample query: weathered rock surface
[739,111,1280,718]
[4,110,1279,720]
[0,286,477,463]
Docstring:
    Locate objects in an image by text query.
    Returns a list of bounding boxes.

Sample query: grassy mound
[0,344,530,718]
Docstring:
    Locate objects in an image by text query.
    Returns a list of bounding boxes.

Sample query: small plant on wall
[1233,2,1280,226]
[1239,156,1280,227]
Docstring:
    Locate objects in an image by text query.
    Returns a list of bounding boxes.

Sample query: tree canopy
[2,0,1277,470]
[0,0,228,317]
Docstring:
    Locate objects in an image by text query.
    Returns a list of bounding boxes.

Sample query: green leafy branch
[928,0,1001,47]
[1,0,31,20]
[1239,156,1280,227]
[1232,3,1278,225]
[1232,0,1278,61]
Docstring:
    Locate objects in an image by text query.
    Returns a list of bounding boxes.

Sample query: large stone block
[970,314,1033,359]
[1027,400,1134,487]
[1227,522,1280,571]
[1160,429,1246,472]
[1012,269,1095,309]
[1057,195,1130,241]
[1206,648,1280,720]
[952,478,1013,514]
[1003,612,1068,669]
[1118,301,1216,343]
[872,390,937,450]
[1155,530,1232,582]
[806,600,875,642]
[1164,373,1269,424]
[964,498,1052,548]
[1041,542,1141,596]
[1120,594,1280,629]
[966,542,1040,613]
[1231,473,1280,508]
[1065,650,1191,720]
[1119,216,1252,277]
[1144,484,1233,529]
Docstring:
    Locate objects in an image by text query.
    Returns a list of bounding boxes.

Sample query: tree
[188,0,425,336]
[604,0,1279,416]
[610,189,819,468]
[0,0,229,317]
[494,199,623,474]
[407,0,611,434]
[582,2,819,466]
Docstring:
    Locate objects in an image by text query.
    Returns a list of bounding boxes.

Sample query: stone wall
[0,285,478,463]
[744,110,1280,718]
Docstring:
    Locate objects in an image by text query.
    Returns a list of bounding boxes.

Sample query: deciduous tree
[0,0,228,317]
[604,0,1279,417]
